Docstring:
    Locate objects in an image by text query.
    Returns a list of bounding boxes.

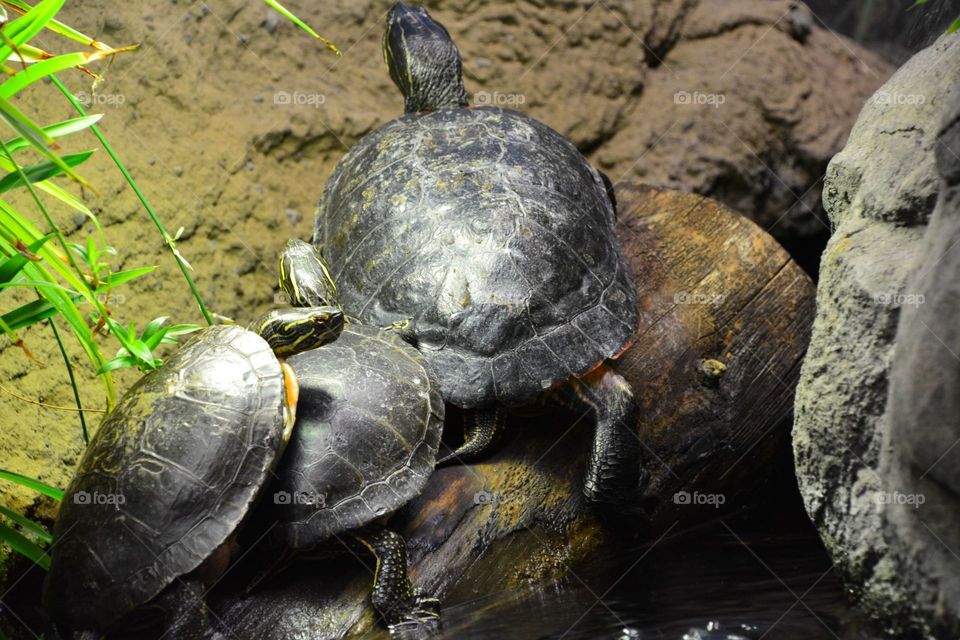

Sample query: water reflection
[362,526,872,640]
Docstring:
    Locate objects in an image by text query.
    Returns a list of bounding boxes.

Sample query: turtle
[312,2,642,505]
[41,304,344,638]
[260,238,443,627]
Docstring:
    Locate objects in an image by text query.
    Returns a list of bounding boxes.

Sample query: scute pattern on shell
[314,106,638,408]
[43,325,287,630]
[274,324,443,545]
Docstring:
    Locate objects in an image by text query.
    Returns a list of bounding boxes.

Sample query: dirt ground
[0,0,889,581]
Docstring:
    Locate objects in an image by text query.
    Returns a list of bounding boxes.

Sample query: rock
[208,185,814,638]
[792,33,960,639]
[882,84,960,637]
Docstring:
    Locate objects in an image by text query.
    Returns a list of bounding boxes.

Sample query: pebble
[285,208,302,225]
[173,166,184,177]
[262,12,281,34]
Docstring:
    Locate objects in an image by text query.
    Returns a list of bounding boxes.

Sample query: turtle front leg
[436,406,506,466]
[563,363,640,506]
[352,528,440,628]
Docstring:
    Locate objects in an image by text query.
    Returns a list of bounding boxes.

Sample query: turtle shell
[43,325,287,630]
[271,324,443,546]
[313,105,638,409]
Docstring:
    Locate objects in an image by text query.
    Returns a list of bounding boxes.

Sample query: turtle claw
[387,594,441,632]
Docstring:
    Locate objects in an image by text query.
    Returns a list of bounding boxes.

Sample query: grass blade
[51,76,214,326]
[261,0,340,55]
[0,149,92,192]
[0,522,50,570]
[0,232,51,283]
[2,114,102,153]
[0,504,52,543]
[49,316,88,443]
[0,468,63,500]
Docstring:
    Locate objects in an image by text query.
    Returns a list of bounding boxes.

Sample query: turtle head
[384,2,468,114]
[251,307,344,358]
[279,239,340,308]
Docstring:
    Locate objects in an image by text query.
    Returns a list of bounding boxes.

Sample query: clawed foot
[386,593,441,632]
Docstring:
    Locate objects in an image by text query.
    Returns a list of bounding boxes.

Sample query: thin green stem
[48,317,88,443]
[50,75,214,326]
[0,137,117,404]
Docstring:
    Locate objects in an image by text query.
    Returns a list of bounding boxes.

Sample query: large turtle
[42,305,344,638]
[313,3,641,504]
[262,239,443,626]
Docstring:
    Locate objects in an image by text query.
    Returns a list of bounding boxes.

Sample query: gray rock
[793,33,960,639]
[883,82,960,638]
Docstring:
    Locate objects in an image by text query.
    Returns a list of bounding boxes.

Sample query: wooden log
[210,185,816,639]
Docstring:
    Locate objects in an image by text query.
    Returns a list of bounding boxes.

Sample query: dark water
[363,523,871,640]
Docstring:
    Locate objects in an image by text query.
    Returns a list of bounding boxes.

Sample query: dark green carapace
[42,308,343,637]
[313,3,642,505]
[269,240,443,627]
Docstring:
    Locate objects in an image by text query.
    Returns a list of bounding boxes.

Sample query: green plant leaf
[2,114,102,153]
[0,0,65,63]
[0,505,52,544]
[0,150,93,192]
[0,232,52,283]
[101,266,154,288]
[1,51,102,98]
[0,95,91,188]
[0,522,49,570]
[261,0,340,55]
[0,468,63,500]
[97,353,137,374]
[3,0,124,51]
[1,296,56,329]
[950,17,960,33]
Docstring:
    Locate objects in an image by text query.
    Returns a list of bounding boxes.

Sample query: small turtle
[264,239,443,627]
[313,3,642,504]
[42,305,344,638]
